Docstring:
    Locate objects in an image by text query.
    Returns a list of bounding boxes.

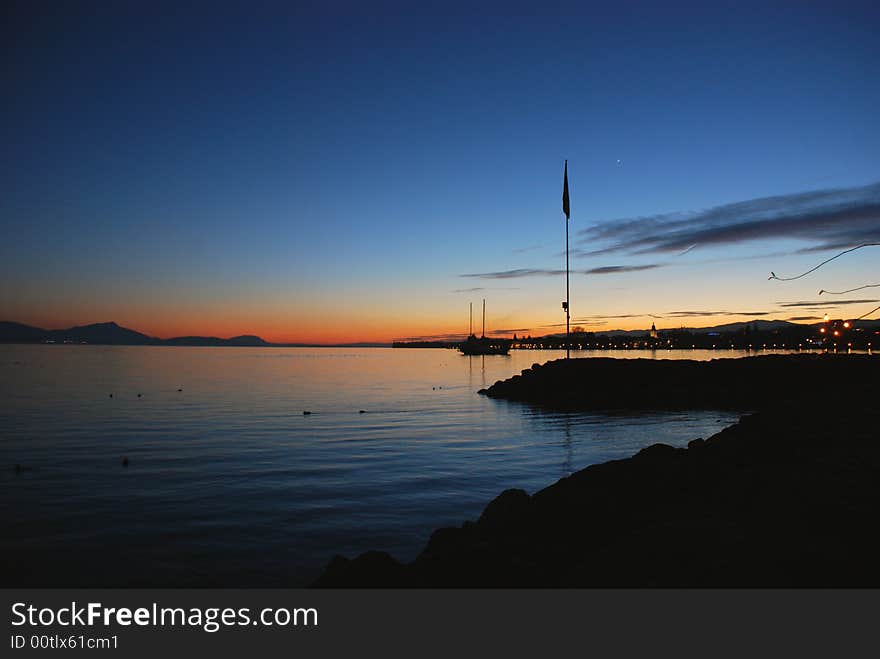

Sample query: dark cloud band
[577,181,880,255]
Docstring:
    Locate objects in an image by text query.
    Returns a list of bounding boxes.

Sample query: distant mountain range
[0,321,390,347]
[595,319,804,337]
[2,318,878,347]
[544,317,880,339]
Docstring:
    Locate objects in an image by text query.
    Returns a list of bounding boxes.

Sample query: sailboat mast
[482,299,486,338]
[469,302,473,336]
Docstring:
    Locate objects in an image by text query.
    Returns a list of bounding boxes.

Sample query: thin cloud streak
[569,248,793,266]
[777,298,879,308]
[584,264,661,275]
[665,310,771,318]
[576,310,772,322]
[580,313,661,320]
[536,320,609,330]
[576,181,880,255]
[451,286,523,293]
[512,243,545,254]
[461,264,663,280]
[395,333,467,342]
[552,310,774,326]
[460,268,564,279]
[487,328,531,335]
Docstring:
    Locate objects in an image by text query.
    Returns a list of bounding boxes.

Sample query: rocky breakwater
[314,354,880,587]
[479,353,877,411]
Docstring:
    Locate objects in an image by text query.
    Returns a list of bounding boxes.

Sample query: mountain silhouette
[50,321,153,344]
[590,319,801,337]
[0,321,49,342]
[2,318,876,347]
[0,321,269,346]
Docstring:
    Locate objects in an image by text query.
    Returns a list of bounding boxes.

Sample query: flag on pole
[562,160,570,220]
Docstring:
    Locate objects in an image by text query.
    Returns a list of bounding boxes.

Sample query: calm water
[0,346,756,586]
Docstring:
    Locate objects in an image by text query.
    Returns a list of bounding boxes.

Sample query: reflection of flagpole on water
[561,413,573,476]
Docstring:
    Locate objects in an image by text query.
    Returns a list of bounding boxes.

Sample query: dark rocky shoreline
[479,352,877,410]
[314,354,880,587]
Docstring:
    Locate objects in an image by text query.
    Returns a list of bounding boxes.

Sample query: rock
[634,443,679,460]
[313,356,880,588]
[481,354,878,412]
[312,551,407,588]
[478,489,532,529]
[424,527,467,553]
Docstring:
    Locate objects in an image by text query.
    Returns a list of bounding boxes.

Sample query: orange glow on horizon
[10,309,825,346]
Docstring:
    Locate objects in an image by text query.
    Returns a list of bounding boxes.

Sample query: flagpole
[562,160,571,360]
[565,205,570,360]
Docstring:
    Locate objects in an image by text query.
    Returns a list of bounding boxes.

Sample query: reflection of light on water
[465,354,487,390]
[519,406,740,481]
[562,414,573,476]
[0,345,840,586]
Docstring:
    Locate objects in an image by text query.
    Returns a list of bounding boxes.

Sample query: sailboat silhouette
[459,299,512,356]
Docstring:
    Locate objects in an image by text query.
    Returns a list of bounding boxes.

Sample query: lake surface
[0,345,767,586]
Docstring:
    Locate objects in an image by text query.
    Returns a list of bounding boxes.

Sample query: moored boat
[459,300,511,355]
[459,334,512,355]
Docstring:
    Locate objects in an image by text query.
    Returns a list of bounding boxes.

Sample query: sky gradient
[3,1,879,343]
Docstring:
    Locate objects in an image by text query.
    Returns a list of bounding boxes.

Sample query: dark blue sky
[3,1,878,341]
